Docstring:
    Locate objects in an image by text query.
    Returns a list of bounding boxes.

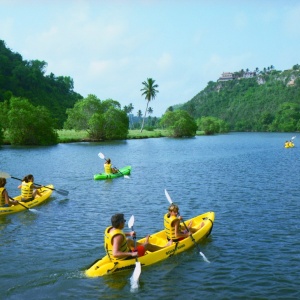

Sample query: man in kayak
[0,177,19,207]
[164,203,203,242]
[105,213,170,261]
[104,158,118,174]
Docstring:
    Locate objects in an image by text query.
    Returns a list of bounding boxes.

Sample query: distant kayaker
[164,203,203,242]
[104,158,118,174]
[18,174,42,202]
[105,213,170,261]
[0,177,19,207]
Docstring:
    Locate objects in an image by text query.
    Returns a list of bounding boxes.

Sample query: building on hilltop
[218,72,235,82]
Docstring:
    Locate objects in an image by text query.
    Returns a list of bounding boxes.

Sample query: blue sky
[1,0,300,117]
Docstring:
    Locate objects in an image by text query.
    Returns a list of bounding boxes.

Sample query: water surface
[1,133,299,299]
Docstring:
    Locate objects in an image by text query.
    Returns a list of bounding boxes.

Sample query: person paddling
[18,174,42,202]
[104,158,118,174]
[0,177,19,207]
[104,213,170,261]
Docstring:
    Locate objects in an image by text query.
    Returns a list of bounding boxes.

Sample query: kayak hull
[93,166,131,180]
[0,185,54,216]
[85,211,215,277]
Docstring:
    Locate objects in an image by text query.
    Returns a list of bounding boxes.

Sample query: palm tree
[124,103,134,129]
[147,107,153,127]
[140,78,159,132]
[137,109,142,128]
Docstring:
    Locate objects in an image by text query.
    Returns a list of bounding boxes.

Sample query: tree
[270,102,300,132]
[7,97,58,145]
[123,103,134,129]
[64,94,128,140]
[0,124,3,145]
[197,116,220,135]
[160,110,197,137]
[140,78,159,132]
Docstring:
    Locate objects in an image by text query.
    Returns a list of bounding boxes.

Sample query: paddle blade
[292,136,296,140]
[128,215,134,229]
[124,175,130,179]
[200,252,210,263]
[130,262,141,291]
[55,189,69,196]
[98,152,105,159]
[164,189,173,204]
[0,171,11,179]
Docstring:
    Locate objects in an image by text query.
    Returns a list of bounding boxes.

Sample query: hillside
[0,40,82,128]
[181,66,300,131]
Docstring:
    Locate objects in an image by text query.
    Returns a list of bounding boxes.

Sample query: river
[1,132,299,299]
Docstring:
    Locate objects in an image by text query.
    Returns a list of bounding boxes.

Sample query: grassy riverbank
[3,129,205,144]
[57,129,205,142]
[57,129,169,143]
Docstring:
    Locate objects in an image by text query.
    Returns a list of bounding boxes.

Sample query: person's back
[0,178,8,207]
[20,178,33,200]
[104,162,112,174]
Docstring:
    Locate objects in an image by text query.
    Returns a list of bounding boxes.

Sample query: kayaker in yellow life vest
[164,203,203,242]
[18,174,42,202]
[104,213,170,261]
[104,158,118,174]
[0,177,19,207]
[284,141,289,148]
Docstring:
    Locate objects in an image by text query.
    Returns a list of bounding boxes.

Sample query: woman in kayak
[18,174,42,202]
[104,158,118,174]
[164,203,203,242]
[0,177,19,207]
[105,213,170,261]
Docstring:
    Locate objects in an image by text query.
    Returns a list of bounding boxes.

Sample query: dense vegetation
[180,66,300,132]
[0,40,82,128]
[64,94,129,140]
[160,110,198,137]
[1,37,300,145]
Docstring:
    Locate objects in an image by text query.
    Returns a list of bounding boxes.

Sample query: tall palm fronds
[140,78,159,132]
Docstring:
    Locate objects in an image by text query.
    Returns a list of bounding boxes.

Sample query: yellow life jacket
[0,187,6,206]
[21,181,33,199]
[104,163,112,174]
[164,213,178,240]
[104,226,130,261]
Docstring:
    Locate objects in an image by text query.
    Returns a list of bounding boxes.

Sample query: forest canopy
[0,40,82,128]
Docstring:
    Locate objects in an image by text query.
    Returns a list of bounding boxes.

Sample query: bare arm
[112,234,137,258]
[174,219,189,238]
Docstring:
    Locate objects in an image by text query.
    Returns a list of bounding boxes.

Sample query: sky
[1,0,300,117]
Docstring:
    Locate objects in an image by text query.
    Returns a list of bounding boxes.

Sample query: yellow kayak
[85,211,215,277]
[0,185,54,216]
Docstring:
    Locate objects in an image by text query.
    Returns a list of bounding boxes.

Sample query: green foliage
[0,125,3,145]
[160,110,197,137]
[181,67,300,132]
[0,100,10,130]
[0,40,82,128]
[64,94,128,140]
[7,97,58,145]
[197,116,229,135]
[270,102,300,132]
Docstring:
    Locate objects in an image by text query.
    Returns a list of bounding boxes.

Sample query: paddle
[164,189,210,263]
[98,152,130,179]
[0,171,69,196]
[9,196,30,210]
[128,215,141,289]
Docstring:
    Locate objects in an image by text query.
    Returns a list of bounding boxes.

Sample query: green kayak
[93,166,131,180]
